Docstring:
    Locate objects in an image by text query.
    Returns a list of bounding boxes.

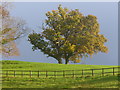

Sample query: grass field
[1,60,120,88]
[2,76,119,88]
[1,60,117,71]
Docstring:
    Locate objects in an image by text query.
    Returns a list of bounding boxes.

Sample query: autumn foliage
[28,5,108,64]
[0,3,28,57]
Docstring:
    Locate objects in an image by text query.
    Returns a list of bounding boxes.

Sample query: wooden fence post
[102,68,104,76]
[92,69,94,76]
[14,71,16,77]
[38,71,40,77]
[54,71,56,78]
[21,71,24,77]
[82,70,84,77]
[6,71,8,77]
[63,70,65,77]
[30,71,32,77]
[113,67,115,75]
[46,71,48,78]
[73,70,75,78]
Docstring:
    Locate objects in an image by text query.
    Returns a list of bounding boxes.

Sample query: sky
[3,2,118,65]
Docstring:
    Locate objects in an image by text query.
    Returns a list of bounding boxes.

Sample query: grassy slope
[2,76,119,88]
[1,60,117,71]
[1,60,119,88]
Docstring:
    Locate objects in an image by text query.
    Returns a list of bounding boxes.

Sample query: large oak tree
[28,5,108,64]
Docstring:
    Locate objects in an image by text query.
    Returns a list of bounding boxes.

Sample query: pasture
[1,60,119,88]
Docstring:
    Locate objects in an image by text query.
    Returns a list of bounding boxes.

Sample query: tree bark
[65,59,69,64]
[58,59,62,64]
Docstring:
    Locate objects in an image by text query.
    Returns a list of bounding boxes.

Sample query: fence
[1,67,120,78]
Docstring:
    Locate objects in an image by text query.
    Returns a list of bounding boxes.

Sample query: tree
[0,2,29,57]
[28,5,108,64]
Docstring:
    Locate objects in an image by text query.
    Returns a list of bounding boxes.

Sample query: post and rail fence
[1,67,120,78]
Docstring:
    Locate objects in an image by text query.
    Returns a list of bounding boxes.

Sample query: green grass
[1,60,117,71]
[1,60,119,88]
[2,75,119,88]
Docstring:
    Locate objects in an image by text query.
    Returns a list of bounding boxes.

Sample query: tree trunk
[58,59,62,64]
[65,59,69,64]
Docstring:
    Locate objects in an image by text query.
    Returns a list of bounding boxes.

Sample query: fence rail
[1,67,120,78]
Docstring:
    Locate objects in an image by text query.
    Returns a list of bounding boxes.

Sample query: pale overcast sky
[4,2,118,65]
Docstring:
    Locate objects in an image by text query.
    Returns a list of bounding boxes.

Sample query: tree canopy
[28,5,108,64]
[0,2,29,57]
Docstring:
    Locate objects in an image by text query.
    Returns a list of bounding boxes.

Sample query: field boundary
[1,67,120,78]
